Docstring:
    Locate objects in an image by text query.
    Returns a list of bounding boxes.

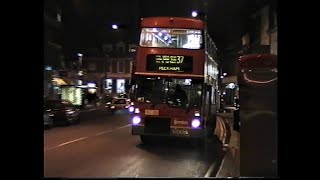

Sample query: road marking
[215,157,226,177]
[58,137,88,146]
[204,161,217,177]
[221,119,227,145]
[204,118,226,178]
[44,124,131,152]
[217,117,226,143]
[218,118,224,140]
[93,124,131,136]
[205,117,229,177]
[217,117,227,145]
[88,108,97,112]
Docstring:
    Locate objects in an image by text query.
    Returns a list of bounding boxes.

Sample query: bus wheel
[140,135,150,144]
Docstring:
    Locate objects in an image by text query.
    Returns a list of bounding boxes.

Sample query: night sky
[58,0,269,59]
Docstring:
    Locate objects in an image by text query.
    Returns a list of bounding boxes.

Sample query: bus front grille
[144,117,171,135]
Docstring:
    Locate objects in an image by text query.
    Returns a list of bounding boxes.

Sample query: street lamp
[112,24,118,30]
[77,53,83,85]
[191,11,198,17]
[77,53,83,69]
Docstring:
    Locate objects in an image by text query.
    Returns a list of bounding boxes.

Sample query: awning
[52,78,72,86]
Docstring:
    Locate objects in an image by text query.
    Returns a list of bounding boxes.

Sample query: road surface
[44,108,225,178]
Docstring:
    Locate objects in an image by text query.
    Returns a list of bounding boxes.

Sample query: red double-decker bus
[129,17,219,144]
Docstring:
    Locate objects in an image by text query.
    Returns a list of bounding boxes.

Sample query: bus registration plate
[145,109,159,116]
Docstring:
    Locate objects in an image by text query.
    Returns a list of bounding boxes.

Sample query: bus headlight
[132,116,141,125]
[129,106,134,112]
[191,118,201,128]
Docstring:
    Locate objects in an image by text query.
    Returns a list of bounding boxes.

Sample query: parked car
[44,99,80,125]
[44,111,54,129]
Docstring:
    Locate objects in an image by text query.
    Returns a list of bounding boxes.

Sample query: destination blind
[146,54,193,73]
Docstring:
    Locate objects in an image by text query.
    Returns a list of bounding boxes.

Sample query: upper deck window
[139,28,203,49]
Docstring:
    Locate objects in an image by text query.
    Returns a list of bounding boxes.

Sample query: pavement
[215,112,240,177]
[44,108,225,178]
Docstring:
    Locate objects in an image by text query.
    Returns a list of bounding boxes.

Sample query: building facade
[80,42,136,97]
[44,0,67,99]
[102,41,136,96]
[240,3,277,55]
[219,2,277,108]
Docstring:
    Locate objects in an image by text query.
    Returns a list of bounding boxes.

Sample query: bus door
[202,84,216,135]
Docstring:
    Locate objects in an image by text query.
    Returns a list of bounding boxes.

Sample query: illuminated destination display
[146,54,193,72]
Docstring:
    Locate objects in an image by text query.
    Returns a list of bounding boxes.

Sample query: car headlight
[129,106,134,112]
[132,115,141,125]
[111,106,115,109]
[191,118,201,128]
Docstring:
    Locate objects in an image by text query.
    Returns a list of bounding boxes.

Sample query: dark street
[44,108,225,178]
[44,0,277,177]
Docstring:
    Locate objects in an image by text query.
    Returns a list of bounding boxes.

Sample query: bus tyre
[140,135,150,144]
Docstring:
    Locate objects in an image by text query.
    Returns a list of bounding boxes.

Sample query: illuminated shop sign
[146,54,193,73]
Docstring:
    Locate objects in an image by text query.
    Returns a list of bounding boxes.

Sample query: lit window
[139,28,202,49]
[105,79,112,93]
[117,79,125,93]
